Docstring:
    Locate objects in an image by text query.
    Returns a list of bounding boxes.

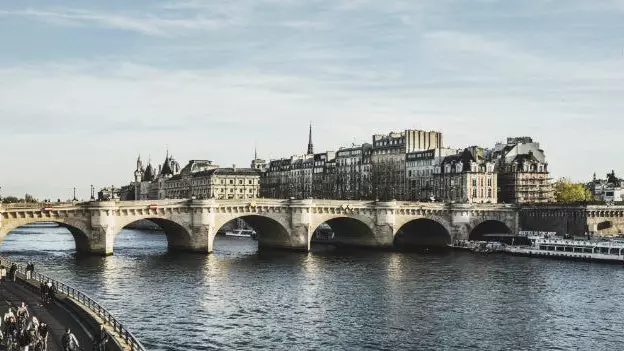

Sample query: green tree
[1,196,20,204]
[24,194,38,203]
[553,178,592,202]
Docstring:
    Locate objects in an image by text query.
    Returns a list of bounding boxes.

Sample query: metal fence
[4,259,146,351]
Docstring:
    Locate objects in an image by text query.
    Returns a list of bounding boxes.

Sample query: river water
[1,225,624,350]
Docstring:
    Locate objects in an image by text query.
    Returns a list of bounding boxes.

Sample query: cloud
[0,8,238,36]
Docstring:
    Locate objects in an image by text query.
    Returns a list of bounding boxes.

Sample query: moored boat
[505,234,624,263]
[225,229,257,239]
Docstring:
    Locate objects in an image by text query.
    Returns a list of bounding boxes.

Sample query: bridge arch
[469,220,512,241]
[212,214,293,251]
[310,215,376,248]
[116,218,194,252]
[0,218,91,253]
[393,217,451,250]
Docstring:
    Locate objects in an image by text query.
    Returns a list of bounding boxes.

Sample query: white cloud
[0,8,238,36]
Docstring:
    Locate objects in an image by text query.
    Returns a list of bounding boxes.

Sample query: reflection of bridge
[0,199,519,255]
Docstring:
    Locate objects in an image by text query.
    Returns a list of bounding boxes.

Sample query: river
[1,225,624,350]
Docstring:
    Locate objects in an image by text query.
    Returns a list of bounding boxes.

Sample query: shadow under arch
[311,217,377,248]
[1,220,91,253]
[394,218,451,251]
[469,220,512,242]
[215,215,292,250]
[118,218,193,252]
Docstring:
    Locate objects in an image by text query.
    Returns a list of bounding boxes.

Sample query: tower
[307,123,314,155]
[134,154,144,183]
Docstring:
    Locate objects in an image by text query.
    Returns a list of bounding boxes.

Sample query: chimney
[233,164,236,171]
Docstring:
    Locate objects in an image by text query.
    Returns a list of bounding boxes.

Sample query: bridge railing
[0,202,78,209]
[4,259,146,351]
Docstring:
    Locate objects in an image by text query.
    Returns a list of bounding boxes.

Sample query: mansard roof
[191,168,261,177]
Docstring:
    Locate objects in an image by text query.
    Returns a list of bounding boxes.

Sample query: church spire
[307,123,314,155]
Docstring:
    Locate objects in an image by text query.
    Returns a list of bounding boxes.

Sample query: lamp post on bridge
[72,187,78,202]
[90,185,95,201]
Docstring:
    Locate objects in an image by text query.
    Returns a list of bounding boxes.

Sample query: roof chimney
[233,164,236,171]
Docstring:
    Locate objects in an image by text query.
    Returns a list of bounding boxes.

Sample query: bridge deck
[0,278,91,350]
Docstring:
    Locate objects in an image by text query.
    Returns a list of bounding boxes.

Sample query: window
[239,180,243,184]
[488,189,492,198]
[487,178,492,186]
[472,178,477,187]
[248,180,253,184]
[229,179,234,184]
[473,188,477,198]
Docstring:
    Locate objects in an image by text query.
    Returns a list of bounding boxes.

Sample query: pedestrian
[61,328,79,351]
[93,324,109,351]
[38,321,49,351]
[25,262,34,280]
[17,328,32,351]
[0,265,6,282]
[9,264,17,282]
[46,282,55,302]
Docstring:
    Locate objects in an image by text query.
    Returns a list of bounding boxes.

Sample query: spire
[254,143,258,160]
[307,122,314,155]
[136,154,143,171]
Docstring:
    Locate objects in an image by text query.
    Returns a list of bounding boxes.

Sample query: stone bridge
[0,199,519,255]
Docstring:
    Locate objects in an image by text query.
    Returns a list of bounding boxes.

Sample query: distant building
[433,147,497,203]
[491,137,553,203]
[371,129,443,200]
[260,125,338,199]
[335,144,372,200]
[406,148,457,201]
[589,171,624,202]
[127,151,260,200]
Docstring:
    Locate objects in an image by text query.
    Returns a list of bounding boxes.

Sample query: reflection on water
[2,226,624,350]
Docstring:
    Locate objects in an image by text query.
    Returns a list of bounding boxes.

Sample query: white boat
[224,229,257,238]
[505,234,624,263]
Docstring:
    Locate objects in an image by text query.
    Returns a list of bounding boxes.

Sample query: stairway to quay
[0,258,145,351]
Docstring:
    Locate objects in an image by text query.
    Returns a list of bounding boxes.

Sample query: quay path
[0,277,91,351]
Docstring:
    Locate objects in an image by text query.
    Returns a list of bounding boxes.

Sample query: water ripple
[2,229,624,350]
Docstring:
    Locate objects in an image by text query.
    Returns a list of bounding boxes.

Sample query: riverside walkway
[0,277,91,350]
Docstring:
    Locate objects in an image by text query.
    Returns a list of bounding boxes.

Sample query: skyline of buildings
[108,124,554,204]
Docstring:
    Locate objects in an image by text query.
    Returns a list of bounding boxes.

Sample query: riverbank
[3,258,146,351]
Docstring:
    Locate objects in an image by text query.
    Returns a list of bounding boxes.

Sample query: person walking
[17,328,32,351]
[38,321,49,351]
[25,262,34,280]
[93,324,109,351]
[9,263,17,282]
[61,328,79,351]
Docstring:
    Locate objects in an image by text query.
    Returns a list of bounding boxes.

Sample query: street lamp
[90,185,95,201]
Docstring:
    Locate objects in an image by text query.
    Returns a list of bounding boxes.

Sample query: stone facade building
[128,152,260,200]
[335,144,372,200]
[371,129,443,200]
[406,148,457,201]
[433,147,497,203]
[491,137,553,203]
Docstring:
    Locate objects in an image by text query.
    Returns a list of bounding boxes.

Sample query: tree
[553,178,592,203]
[1,196,19,204]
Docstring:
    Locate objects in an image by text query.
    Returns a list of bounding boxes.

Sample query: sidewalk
[0,278,92,351]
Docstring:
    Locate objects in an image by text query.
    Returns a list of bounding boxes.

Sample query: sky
[0,0,623,200]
